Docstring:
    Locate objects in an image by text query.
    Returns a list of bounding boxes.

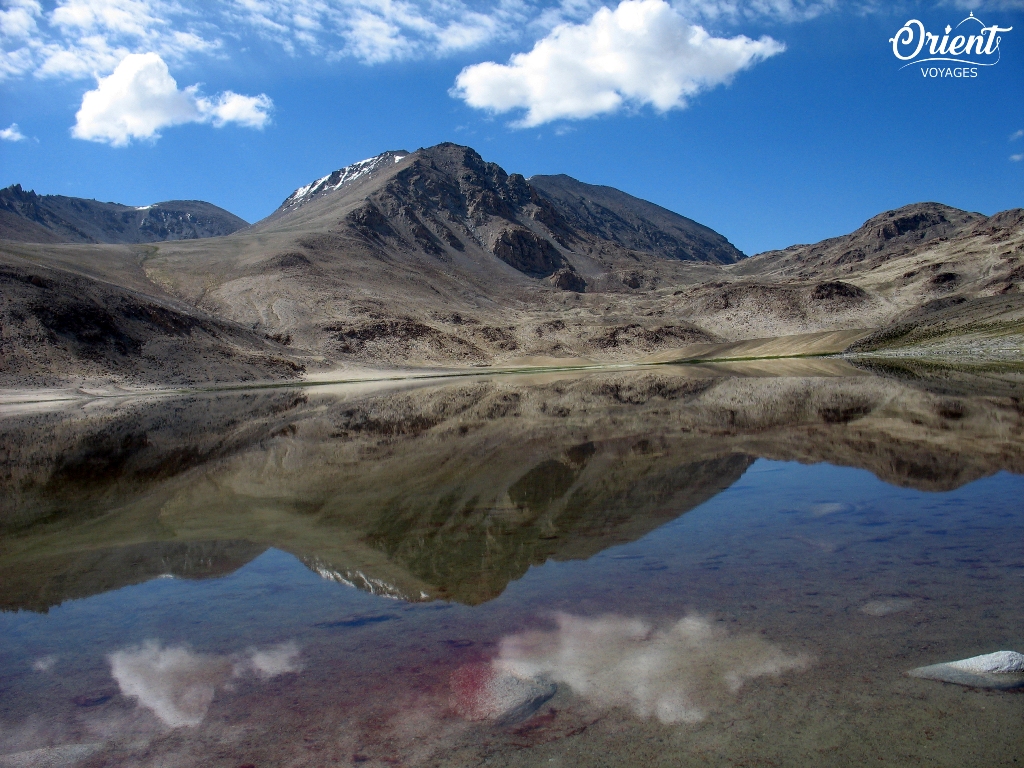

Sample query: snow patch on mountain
[281,151,410,213]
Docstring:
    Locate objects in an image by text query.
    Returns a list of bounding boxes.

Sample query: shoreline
[3,328,1023,410]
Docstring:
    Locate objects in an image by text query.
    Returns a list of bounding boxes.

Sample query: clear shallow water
[1,365,1023,766]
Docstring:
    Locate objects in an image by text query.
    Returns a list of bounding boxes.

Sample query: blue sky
[1,0,1021,254]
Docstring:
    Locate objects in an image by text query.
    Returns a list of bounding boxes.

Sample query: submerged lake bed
[1,360,1023,766]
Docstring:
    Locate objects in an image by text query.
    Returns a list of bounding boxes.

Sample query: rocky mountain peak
[328,144,577,284]
[261,142,745,293]
[736,201,989,279]
[858,202,984,246]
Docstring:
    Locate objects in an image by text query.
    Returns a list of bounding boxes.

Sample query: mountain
[266,146,743,267]
[711,203,1024,347]
[733,202,986,278]
[0,142,1021,389]
[38,141,743,378]
[255,142,743,288]
[271,150,411,218]
[0,184,248,244]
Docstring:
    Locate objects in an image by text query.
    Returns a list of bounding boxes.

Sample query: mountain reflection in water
[2,359,1023,611]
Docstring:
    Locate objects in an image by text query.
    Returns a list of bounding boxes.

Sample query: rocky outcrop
[492,226,565,277]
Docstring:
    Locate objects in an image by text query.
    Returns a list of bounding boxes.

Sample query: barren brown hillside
[1,143,1021,389]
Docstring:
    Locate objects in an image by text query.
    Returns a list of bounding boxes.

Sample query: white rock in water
[909,650,1024,690]
[488,674,558,726]
[450,663,557,725]
[946,651,1024,674]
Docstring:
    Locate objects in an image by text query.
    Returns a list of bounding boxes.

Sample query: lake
[1,359,1022,766]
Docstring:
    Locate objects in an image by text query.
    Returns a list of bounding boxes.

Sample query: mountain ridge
[735,202,988,277]
[528,173,743,265]
[0,141,1021,388]
[0,184,249,244]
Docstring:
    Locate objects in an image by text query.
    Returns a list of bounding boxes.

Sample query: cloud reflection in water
[494,613,809,724]
[108,640,301,728]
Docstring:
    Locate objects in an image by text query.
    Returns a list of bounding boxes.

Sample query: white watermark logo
[890,12,1012,77]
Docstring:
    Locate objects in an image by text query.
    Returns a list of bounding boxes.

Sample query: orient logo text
[889,12,1012,73]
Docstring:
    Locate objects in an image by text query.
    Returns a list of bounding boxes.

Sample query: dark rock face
[528,174,745,265]
[346,203,400,241]
[551,267,587,292]
[930,272,959,286]
[301,143,582,281]
[326,317,486,361]
[373,144,537,226]
[374,144,743,276]
[812,281,867,301]
[0,184,248,244]
[492,227,565,277]
[272,252,315,271]
[593,324,714,350]
[2,264,194,359]
[866,204,979,245]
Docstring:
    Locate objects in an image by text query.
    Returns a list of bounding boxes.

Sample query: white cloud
[530,0,602,31]
[0,0,41,39]
[50,0,166,38]
[436,13,503,52]
[222,0,525,64]
[452,0,784,127]
[109,641,229,728]
[198,90,274,127]
[36,37,130,79]
[673,0,839,23]
[1011,153,1024,162]
[0,45,35,78]
[948,0,1024,10]
[492,613,809,723]
[0,0,855,80]
[0,0,219,82]
[342,9,415,63]
[72,52,272,145]
[1011,129,1024,141]
[0,121,26,140]
[536,0,846,29]
[0,0,42,78]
